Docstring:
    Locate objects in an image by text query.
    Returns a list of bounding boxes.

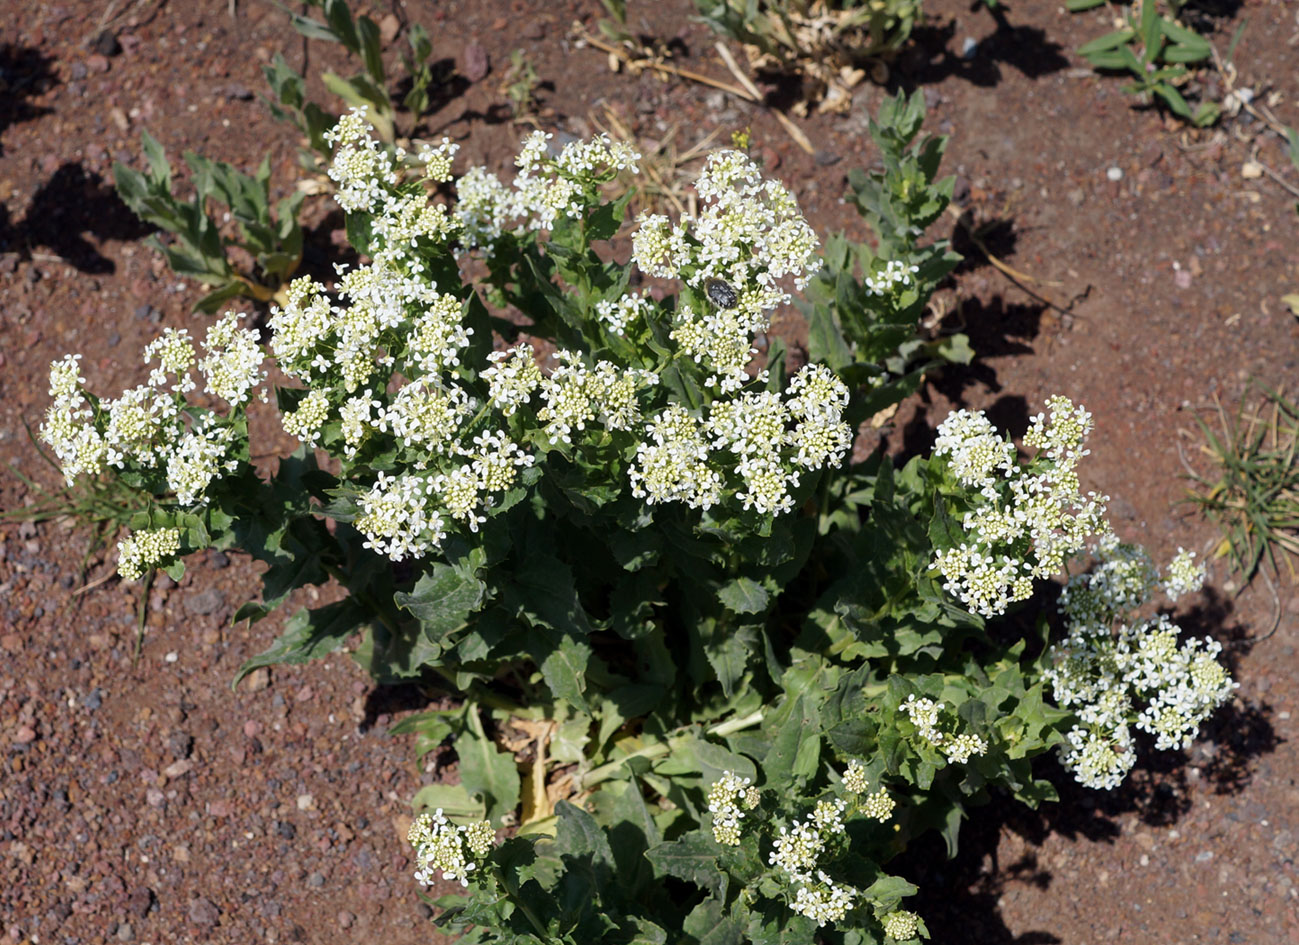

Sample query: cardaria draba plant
[40,95,1235,945]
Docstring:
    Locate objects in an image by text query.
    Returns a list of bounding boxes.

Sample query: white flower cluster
[706,770,760,846]
[900,695,988,765]
[882,909,921,941]
[417,136,460,183]
[932,396,1110,617]
[408,809,495,888]
[537,352,659,444]
[116,527,181,582]
[629,364,851,516]
[1046,538,1235,790]
[841,760,895,821]
[198,312,265,407]
[324,107,401,213]
[452,130,641,249]
[765,796,865,929]
[595,290,654,336]
[864,259,919,297]
[631,150,820,392]
[41,312,257,516]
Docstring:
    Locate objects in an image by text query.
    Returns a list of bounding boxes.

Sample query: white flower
[707,771,754,846]
[1164,547,1205,600]
[199,312,265,408]
[791,873,858,928]
[355,473,445,562]
[882,909,920,941]
[408,810,494,888]
[117,528,181,582]
[417,136,460,182]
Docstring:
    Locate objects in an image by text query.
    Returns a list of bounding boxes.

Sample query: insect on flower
[704,277,739,309]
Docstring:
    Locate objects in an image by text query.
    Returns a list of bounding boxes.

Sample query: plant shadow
[898,4,1070,89]
[0,44,57,155]
[0,163,152,274]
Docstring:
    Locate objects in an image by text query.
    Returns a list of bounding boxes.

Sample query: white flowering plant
[41,90,1236,944]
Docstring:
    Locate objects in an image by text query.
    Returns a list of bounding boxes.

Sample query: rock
[208,550,230,569]
[128,886,156,918]
[14,725,37,744]
[69,61,88,80]
[1,633,21,653]
[1106,166,1123,182]
[379,13,400,44]
[83,688,103,711]
[297,793,316,811]
[813,150,841,167]
[307,871,326,887]
[244,667,271,692]
[462,43,489,83]
[243,720,262,738]
[93,30,122,56]
[276,820,297,840]
[162,759,194,779]
[184,589,225,616]
[338,910,356,929]
[86,53,110,74]
[117,920,134,941]
[187,896,220,928]
[168,731,194,760]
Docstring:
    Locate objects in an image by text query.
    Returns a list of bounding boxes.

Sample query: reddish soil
[2,0,1298,943]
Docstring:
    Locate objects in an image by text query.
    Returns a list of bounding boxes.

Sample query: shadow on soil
[0,45,56,155]
[898,578,1280,944]
[0,163,151,274]
[900,3,1069,89]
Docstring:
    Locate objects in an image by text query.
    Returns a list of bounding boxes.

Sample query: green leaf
[411,782,486,819]
[395,561,486,646]
[716,577,769,615]
[458,705,521,823]
[1066,0,1106,9]
[233,600,365,688]
[1078,28,1135,57]
[646,834,725,896]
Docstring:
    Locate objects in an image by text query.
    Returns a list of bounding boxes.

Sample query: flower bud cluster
[407,809,495,888]
[116,527,182,582]
[882,909,921,941]
[706,770,760,846]
[932,396,1110,617]
[1046,538,1235,790]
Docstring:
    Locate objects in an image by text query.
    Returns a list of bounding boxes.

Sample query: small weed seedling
[1185,383,1299,585]
[1070,0,1220,127]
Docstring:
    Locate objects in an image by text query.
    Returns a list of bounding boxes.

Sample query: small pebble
[338,910,355,929]
[961,37,978,58]
[307,871,326,888]
[164,652,178,663]
[297,793,316,811]
[1106,166,1123,182]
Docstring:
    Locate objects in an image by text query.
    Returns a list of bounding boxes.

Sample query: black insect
[704,277,739,309]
